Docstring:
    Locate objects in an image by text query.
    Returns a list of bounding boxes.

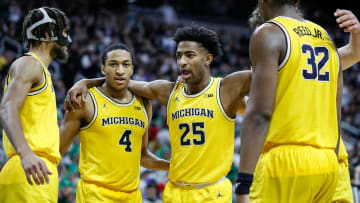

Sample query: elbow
[246,110,272,130]
[253,112,272,125]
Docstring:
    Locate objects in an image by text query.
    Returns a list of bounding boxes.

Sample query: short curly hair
[173,25,222,57]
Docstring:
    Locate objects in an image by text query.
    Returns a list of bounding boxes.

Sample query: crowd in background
[0,0,359,202]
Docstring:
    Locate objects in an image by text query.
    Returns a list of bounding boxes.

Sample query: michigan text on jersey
[171,108,214,121]
[101,116,145,128]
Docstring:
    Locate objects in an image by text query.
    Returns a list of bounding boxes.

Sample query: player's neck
[185,75,211,95]
[29,45,53,68]
[270,5,303,21]
[100,83,133,103]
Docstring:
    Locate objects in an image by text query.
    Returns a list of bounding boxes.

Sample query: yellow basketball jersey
[78,87,148,192]
[2,52,60,164]
[167,77,235,183]
[264,17,340,151]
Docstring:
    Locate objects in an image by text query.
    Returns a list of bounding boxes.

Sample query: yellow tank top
[2,52,60,164]
[79,87,148,192]
[167,77,235,183]
[264,17,340,151]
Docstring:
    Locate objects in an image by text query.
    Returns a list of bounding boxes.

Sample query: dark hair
[248,8,264,30]
[22,7,70,49]
[173,25,222,57]
[101,43,134,65]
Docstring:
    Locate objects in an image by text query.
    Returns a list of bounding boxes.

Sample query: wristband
[235,172,253,195]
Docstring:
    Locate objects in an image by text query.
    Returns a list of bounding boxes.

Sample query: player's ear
[101,65,105,75]
[205,53,213,67]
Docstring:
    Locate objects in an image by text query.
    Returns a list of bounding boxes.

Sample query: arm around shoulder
[128,79,175,106]
[60,94,92,156]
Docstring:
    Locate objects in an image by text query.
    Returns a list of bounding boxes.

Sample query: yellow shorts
[0,155,58,203]
[163,177,232,203]
[250,145,338,203]
[76,179,142,203]
[332,159,353,203]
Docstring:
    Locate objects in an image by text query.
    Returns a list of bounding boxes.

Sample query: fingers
[24,159,53,185]
[40,161,52,184]
[334,9,359,32]
[64,92,74,112]
[29,167,40,185]
[344,24,360,33]
[25,170,33,185]
[70,90,80,109]
[34,164,45,185]
[82,89,87,103]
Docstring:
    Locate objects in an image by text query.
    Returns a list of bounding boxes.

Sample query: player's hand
[20,152,52,185]
[177,76,184,83]
[334,9,360,33]
[235,194,250,203]
[64,80,88,112]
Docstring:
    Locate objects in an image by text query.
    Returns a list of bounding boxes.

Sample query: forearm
[141,149,169,171]
[339,33,360,70]
[239,113,270,174]
[128,80,156,100]
[0,103,32,157]
[81,77,105,88]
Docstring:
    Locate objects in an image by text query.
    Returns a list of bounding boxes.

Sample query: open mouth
[181,70,191,79]
[115,78,126,85]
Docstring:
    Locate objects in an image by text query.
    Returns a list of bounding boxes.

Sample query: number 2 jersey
[264,16,341,152]
[78,87,148,192]
[167,77,235,183]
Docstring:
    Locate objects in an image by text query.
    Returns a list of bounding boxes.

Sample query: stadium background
[0,0,359,202]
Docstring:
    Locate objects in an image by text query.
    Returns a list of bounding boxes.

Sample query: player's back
[78,87,148,192]
[263,17,340,151]
[2,52,60,164]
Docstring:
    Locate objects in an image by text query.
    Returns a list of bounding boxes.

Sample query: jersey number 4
[301,44,330,82]
[119,130,132,152]
[179,122,205,146]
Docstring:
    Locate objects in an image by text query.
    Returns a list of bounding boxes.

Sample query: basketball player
[0,7,71,202]
[235,0,348,202]
[65,25,251,202]
[60,43,169,202]
[239,7,360,203]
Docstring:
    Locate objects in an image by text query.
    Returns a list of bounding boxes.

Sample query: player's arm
[140,99,170,171]
[235,24,282,200]
[335,55,344,156]
[128,80,174,106]
[0,57,52,185]
[220,71,252,117]
[60,94,91,156]
[335,9,360,70]
[65,78,175,111]
[65,77,105,111]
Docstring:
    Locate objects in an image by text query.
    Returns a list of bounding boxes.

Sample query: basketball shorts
[0,155,58,203]
[163,177,232,203]
[332,158,353,203]
[250,145,338,203]
[76,179,142,203]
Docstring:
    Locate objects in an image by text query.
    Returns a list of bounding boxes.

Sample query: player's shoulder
[10,55,43,76]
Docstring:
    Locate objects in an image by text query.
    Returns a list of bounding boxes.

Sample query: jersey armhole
[28,68,48,96]
[267,21,291,71]
[80,91,98,131]
[166,81,180,125]
[216,78,236,121]
[140,97,149,124]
